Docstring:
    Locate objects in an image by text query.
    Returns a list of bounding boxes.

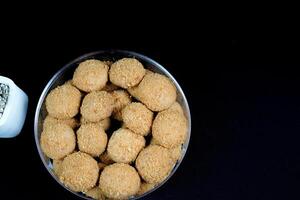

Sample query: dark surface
[0,31,298,200]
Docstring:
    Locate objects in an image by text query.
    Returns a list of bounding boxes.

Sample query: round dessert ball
[128,73,176,111]
[40,123,76,159]
[99,163,141,199]
[80,91,114,122]
[43,115,78,130]
[122,102,153,136]
[111,90,131,121]
[46,83,81,119]
[80,117,110,131]
[59,152,99,192]
[107,128,145,163]
[77,124,108,157]
[152,110,187,148]
[109,58,146,88]
[72,59,109,92]
[135,145,173,184]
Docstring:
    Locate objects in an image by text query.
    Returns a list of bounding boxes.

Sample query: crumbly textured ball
[77,124,108,157]
[137,182,155,196]
[86,187,105,200]
[122,102,153,136]
[152,110,187,148]
[43,115,78,130]
[111,90,131,121]
[99,152,114,165]
[72,59,109,92]
[80,117,110,131]
[128,73,176,111]
[109,58,146,88]
[40,123,76,159]
[168,101,184,115]
[135,145,173,184]
[107,128,145,163]
[59,152,99,192]
[46,83,81,119]
[52,159,63,176]
[99,163,141,199]
[80,91,114,122]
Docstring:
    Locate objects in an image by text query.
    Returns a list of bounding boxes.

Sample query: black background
[0,16,299,199]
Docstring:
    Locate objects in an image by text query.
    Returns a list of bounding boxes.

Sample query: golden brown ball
[152,110,187,148]
[59,152,99,192]
[40,123,76,159]
[128,73,176,111]
[72,59,109,92]
[136,145,173,184]
[80,91,114,122]
[77,124,108,157]
[109,58,146,88]
[107,128,145,163]
[122,102,153,136]
[99,163,141,199]
[46,83,81,119]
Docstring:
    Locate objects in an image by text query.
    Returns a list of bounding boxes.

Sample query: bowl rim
[34,49,191,200]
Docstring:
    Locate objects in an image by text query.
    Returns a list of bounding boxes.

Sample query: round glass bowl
[34,50,191,199]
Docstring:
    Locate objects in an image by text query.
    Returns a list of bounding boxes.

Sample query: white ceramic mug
[0,76,28,138]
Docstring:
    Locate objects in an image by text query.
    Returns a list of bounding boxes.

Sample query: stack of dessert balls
[40,58,188,200]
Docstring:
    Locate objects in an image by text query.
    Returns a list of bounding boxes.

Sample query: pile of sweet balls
[40,58,188,199]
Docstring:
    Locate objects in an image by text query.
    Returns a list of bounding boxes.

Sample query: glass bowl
[34,50,191,199]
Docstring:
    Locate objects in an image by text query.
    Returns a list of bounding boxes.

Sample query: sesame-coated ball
[40,123,76,159]
[122,102,153,136]
[46,83,81,119]
[152,110,187,148]
[77,124,108,157]
[128,73,176,111]
[72,59,109,92]
[99,163,141,199]
[80,91,114,122]
[135,145,173,184]
[59,152,99,192]
[109,58,146,88]
[107,128,145,163]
